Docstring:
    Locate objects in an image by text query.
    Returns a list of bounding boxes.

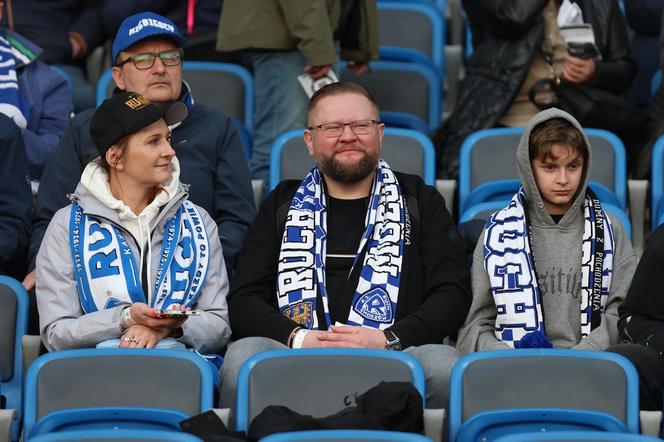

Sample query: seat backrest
[377,2,445,76]
[458,127,626,212]
[95,62,254,131]
[494,430,663,442]
[448,349,640,441]
[29,428,204,441]
[650,136,664,228]
[0,276,28,404]
[259,429,434,442]
[235,348,425,432]
[340,61,441,130]
[269,128,436,190]
[23,349,214,437]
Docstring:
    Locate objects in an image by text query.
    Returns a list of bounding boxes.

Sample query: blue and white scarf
[69,200,210,313]
[483,188,614,347]
[277,160,405,330]
[0,33,30,129]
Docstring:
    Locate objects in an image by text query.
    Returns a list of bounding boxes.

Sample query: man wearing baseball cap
[24,12,255,334]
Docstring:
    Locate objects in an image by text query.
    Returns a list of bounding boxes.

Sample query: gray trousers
[219,336,459,410]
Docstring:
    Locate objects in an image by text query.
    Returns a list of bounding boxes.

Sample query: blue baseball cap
[112,12,186,64]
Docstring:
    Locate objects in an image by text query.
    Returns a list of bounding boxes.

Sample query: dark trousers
[607,343,664,411]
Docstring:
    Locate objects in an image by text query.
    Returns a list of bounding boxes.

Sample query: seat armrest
[22,334,42,378]
[423,408,445,442]
[211,408,233,430]
[0,409,16,442]
[640,410,662,436]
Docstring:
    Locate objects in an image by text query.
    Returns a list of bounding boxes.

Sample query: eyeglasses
[116,49,183,70]
[308,119,381,138]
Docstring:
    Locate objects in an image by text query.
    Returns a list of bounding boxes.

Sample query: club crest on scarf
[483,188,614,346]
[277,160,405,330]
[69,200,210,312]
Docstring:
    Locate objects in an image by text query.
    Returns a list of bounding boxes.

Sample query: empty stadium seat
[650,135,664,228]
[28,429,203,441]
[23,349,214,440]
[377,1,445,78]
[260,429,433,442]
[268,127,436,190]
[448,349,640,442]
[340,61,442,131]
[0,276,29,442]
[234,348,426,433]
[494,430,662,442]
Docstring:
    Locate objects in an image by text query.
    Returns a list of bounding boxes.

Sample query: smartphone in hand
[159,309,202,317]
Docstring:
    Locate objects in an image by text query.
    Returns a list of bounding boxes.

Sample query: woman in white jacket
[36,92,231,354]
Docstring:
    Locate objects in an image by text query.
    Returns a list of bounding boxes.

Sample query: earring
[116,163,124,171]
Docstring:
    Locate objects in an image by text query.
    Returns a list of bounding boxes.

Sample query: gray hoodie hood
[516,107,592,227]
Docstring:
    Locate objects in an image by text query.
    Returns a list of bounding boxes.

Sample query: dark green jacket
[216,0,378,66]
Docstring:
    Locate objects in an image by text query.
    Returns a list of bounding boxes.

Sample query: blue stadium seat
[234,348,425,433]
[379,0,446,12]
[377,1,445,78]
[23,349,214,440]
[0,276,29,442]
[650,135,664,228]
[494,430,662,442]
[458,127,628,214]
[269,127,436,190]
[650,69,661,98]
[260,429,433,442]
[341,60,442,131]
[96,61,254,132]
[28,429,203,441]
[448,349,640,442]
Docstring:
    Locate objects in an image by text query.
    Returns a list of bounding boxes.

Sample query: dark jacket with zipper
[29,84,255,276]
[435,0,636,179]
[228,172,471,349]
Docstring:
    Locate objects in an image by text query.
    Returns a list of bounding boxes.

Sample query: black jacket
[435,0,636,178]
[29,87,256,275]
[619,224,664,352]
[0,115,32,279]
[228,172,471,349]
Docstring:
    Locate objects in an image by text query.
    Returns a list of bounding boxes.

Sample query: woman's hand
[129,302,187,329]
[120,324,170,348]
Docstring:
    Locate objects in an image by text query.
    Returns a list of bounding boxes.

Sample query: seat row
[2,276,664,442]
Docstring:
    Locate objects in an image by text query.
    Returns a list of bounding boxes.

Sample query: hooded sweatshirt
[457,108,636,354]
[36,158,231,353]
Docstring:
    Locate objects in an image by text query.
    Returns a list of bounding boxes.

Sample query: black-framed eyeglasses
[308,119,381,138]
[116,49,183,70]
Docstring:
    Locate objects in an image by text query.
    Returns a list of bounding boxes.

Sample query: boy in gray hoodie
[457,108,636,353]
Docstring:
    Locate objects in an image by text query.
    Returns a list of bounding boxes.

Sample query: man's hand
[317,325,387,349]
[299,330,330,348]
[22,269,36,291]
[129,302,186,329]
[119,324,169,348]
[563,55,597,84]
[304,64,332,79]
[347,61,369,76]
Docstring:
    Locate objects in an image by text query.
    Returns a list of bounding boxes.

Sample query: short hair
[307,82,379,125]
[529,118,588,164]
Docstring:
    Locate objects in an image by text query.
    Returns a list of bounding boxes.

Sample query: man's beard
[318,149,379,184]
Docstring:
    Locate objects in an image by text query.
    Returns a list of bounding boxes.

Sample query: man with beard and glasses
[219,82,471,410]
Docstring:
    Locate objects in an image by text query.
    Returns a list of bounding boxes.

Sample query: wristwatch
[383,330,401,351]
